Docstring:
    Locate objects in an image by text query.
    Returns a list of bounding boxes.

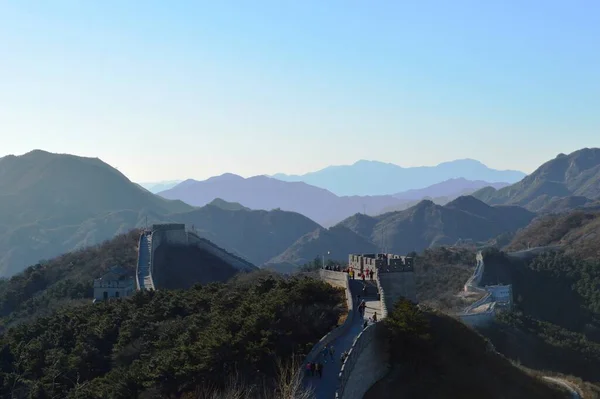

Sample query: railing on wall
[135,233,143,291]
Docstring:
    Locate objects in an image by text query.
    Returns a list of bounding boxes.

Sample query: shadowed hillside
[0,150,192,277]
[477,249,600,382]
[365,300,565,399]
[167,205,321,265]
[473,148,600,211]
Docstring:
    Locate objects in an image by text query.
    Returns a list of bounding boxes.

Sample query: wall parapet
[375,272,388,318]
[304,270,354,364]
[336,323,388,399]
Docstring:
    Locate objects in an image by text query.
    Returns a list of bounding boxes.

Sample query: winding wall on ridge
[136,224,256,291]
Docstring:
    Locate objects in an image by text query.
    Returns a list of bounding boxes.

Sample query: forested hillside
[479,249,600,382]
[0,273,344,398]
[0,230,140,328]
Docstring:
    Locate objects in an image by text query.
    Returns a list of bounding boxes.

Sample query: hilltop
[272,159,525,196]
[473,148,600,211]
[0,150,192,277]
[157,173,407,226]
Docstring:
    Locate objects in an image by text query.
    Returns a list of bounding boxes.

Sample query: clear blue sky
[1,0,599,182]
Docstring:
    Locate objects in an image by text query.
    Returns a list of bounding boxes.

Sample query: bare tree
[191,355,315,399]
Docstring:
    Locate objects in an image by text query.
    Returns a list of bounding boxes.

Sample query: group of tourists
[305,345,336,379]
[323,264,376,283]
[305,361,324,378]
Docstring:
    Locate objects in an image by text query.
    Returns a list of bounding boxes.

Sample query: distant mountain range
[1,148,598,278]
[139,180,182,193]
[158,174,509,226]
[272,159,526,196]
[473,148,600,211]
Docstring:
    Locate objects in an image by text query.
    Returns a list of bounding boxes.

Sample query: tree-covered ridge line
[0,230,140,329]
[0,272,344,398]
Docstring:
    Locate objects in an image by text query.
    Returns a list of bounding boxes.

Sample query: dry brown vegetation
[505,211,600,260]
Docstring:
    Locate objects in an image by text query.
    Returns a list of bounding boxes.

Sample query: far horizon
[2,2,598,182]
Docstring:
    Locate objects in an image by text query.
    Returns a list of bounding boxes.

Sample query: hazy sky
[1,1,599,182]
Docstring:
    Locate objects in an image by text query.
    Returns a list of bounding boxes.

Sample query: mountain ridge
[473,148,600,211]
[272,158,526,196]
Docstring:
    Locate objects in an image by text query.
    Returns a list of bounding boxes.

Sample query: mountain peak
[205,173,244,182]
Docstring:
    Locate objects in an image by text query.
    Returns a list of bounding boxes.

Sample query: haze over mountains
[272,159,526,196]
[157,174,510,226]
[1,147,599,279]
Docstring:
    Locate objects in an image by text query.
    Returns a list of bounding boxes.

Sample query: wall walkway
[305,269,388,399]
[136,232,155,290]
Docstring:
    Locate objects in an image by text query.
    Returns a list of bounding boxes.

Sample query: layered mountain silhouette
[272,159,525,196]
[473,148,600,211]
[264,196,536,267]
[2,148,595,277]
[378,178,511,214]
[158,174,510,226]
[158,173,407,226]
[393,178,510,200]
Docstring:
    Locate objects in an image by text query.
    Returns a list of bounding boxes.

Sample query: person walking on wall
[373,312,378,322]
[361,272,366,282]
[305,362,312,377]
[370,269,374,280]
